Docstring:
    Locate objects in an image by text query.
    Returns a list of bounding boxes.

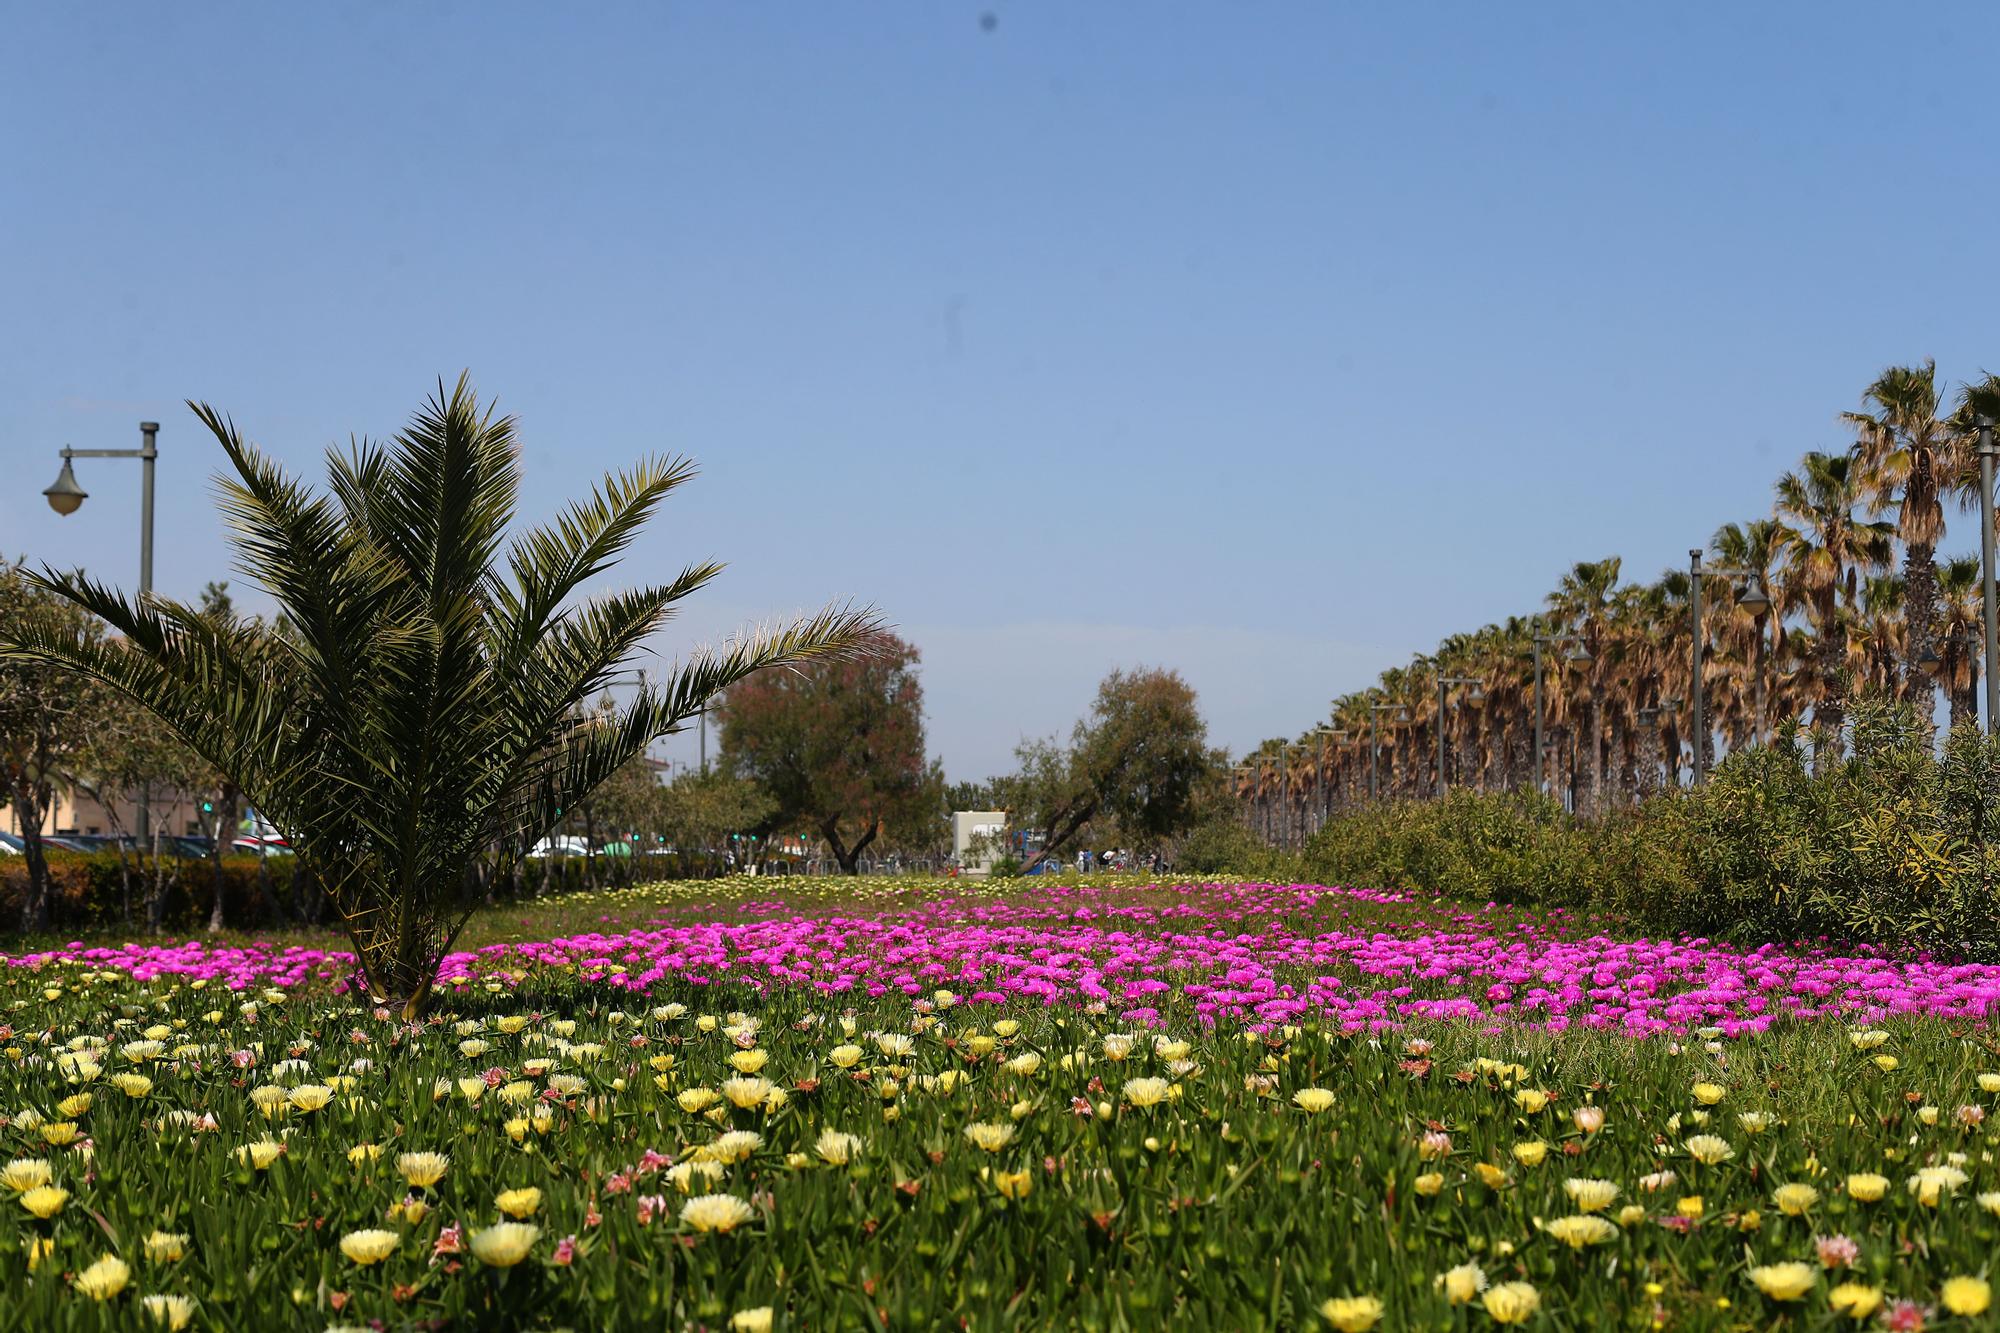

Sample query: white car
[528,836,591,859]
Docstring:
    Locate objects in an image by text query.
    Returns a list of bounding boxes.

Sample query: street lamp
[1688,548,1770,783]
[1978,417,1999,734]
[1435,674,1483,796]
[1369,703,1409,802]
[45,421,161,840]
[1531,633,1591,797]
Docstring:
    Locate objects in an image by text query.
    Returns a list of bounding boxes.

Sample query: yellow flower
[496,1187,543,1219]
[964,1123,1017,1153]
[1514,1088,1550,1114]
[1691,1082,1725,1105]
[703,1131,763,1165]
[720,1077,776,1109]
[829,1044,863,1069]
[456,1077,486,1102]
[469,1222,539,1266]
[1616,1204,1646,1227]
[1873,1055,1899,1072]
[992,1019,1020,1037]
[1002,1052,1042,1076]
[1511,1140,1549,1167]
[40,1121,79,1147]
[1413,1172,1444,1197]
[286,1083,334,1112]
[1101,1034,1136,1061]
[1482,1282,1541,1324]
[1772,1183,1819,1215]
[397,1152,449,1188]
[1474,1162,1509,1189]
[730,1049,769,1074]
[57,1093,93,1118]
[1543,1214,1617,1248]
[1685,1134,1733,1165]
[20,1186,68,1219]
[1438,1262,1486,1304]
[1293,1088,1336,1114]
[141,1293,197,1329]
[1942,1276,1992,1316]
[144,1231,189,1263]
[1846,1173,1888,1202]
[73,1253,131,1300]
[678,1088,720,1113]
[815,1130,862,1165]
[680,1193,755,1234]
[1319,1295,1384,1331]
[1562,1178,1619,1212]
[24,1236,53,1272]
[1748,1263,1816,1302]
[665,1160,726,1194]
[1917,1105,1940,1126]
[1907,1165,1969,1206]
[1123,1077,1171,1108]
[1737,1111,1773,1134]
[994,1169,1033,1199]
[1979,1191,2000,1215]
[1979,1073,2000,1094]
[1,1159,52,1193]
[110,1073,153,1098]
[1827,1283,1882,1319]
[1677,1195,1704,1219]
[339,1229,400,1265]
[729,1309,774,1333]
[1849,1029,1889,1050]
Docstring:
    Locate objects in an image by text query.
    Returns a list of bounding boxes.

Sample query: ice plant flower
[993,1169,1032,1199]
[1685,1134,1733,1165]
[1482,1282,1541,1324]
[1941,1277,1990,1316]
[1748,1263,1816,1301]
[1562,1178,1619,1212]
[1293,1088,1336,1114]
[144,1230,190,1263]
[1691,1081,1725,1105]
[397,1152,449,1188]
[1827,1283,1882,1319]
[1772,1183,1819,1215]
[815,1130,862,1165]
[0,1159,52,1192]
[141,1294,196,1329]
[20,1185,68,1218]
[1572,1105,1604,1134]
[73,1253,131,1300]
[730,1309,774,1333]
[964,1123,1017,1153]
[1318,1295,1383,1331]
[469,1222,540,1266]
[1123,1077,1170,1108]
[1438,1262,1486,1304]
[496,1187,543,1219]
[1543,1214,1617,1248]
[340,1229,400,1265]
[1846,1173,1889,1202]
[680,1193,755,1234]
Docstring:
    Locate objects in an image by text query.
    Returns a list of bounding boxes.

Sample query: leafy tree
[0,559,111,929]
[655,769,777,875]
[67,698,205,931]
[715,630,938,873]
[4,376,873,1014]
[1008,666,1216,872]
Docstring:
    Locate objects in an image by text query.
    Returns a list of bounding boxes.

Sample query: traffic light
[200,800,214,814]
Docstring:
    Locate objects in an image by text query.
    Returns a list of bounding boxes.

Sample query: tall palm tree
[1936,555,1983,730]
[1711,518,1784,745]
[4,376,874,1015]
[1846,361,1956,684]
[1774,449,1893,752]
[1547,558,1621,814]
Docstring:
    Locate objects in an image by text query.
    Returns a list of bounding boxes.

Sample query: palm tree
[1774,449,1893,752]
[1936,555,1983,730]
[1547,558,1621,814]
[1711,518,1784,745]
[1846,361,1956,683]
[4,376,874,1016]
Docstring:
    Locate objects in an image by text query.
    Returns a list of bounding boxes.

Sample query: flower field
[5,879,2000,1330]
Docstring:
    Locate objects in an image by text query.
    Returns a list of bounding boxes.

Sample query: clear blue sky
[5,4,1998,781]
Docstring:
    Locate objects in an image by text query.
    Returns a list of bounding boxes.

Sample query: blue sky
[4,4,1998,780]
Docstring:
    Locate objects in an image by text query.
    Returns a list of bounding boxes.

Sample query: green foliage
[1304,702,2000,956]
[3,377,875,1011]
[986,854,1022,879]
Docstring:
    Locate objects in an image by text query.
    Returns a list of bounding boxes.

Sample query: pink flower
[635,1194,669,1225]
[551,1234,578,1266]
[1883,1299,1930,1331]
[605,1171,632,1196]
[482,1066,509,1090]
[1814,1234,1859,1268]
[636,1149,673,1176]
[431,1224,463,1262]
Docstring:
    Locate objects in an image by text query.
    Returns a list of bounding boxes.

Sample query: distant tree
[5,377,874,1014]
[0,558,111,929]
[67,699,205,931]
[655,769,776,875]
[715,630,938,873]
[945,779,996,812]
[1006,666,1216,873]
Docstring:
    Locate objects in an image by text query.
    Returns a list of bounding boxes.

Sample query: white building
[950,810,1009,873]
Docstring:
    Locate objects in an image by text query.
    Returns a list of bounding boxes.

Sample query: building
[950,810,1009,874]
[1,782,208,839]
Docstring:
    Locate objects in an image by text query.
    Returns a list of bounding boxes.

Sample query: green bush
[1301,702,2000,956]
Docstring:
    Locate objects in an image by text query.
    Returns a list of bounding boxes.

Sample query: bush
[987,855,1022,879]
[1301,702,2000,957]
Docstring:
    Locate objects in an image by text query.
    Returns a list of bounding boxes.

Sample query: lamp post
[1531,633,1591,797]
[1687,549,1771,784]
[1978,417,1999,734]
[1435,675,1483,795]
[1369,703,1408,802]
[45,421,160,841]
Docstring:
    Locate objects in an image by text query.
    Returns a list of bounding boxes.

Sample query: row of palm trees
[1236,361,2000,840]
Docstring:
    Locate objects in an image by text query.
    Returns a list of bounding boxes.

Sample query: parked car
[0,832,20,855]
[231,835,292,856]
[528,836,591,859]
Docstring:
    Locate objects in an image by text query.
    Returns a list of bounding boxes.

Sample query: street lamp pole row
[44,421,161,843]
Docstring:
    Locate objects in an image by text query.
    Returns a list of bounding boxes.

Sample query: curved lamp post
[45,421,161,841]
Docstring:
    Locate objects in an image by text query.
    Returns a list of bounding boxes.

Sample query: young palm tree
[1936,555,1984,730]
[4,376,875,1016]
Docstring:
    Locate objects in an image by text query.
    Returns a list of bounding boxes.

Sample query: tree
[1775,449,1893,752]
[1010,667,1215,872]
[5,375,874,1014]
[1847,362,1955,684]
[715,630,938,873]
[0,559,110,929]
[654,769,776,876]
[66,697,205,931]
